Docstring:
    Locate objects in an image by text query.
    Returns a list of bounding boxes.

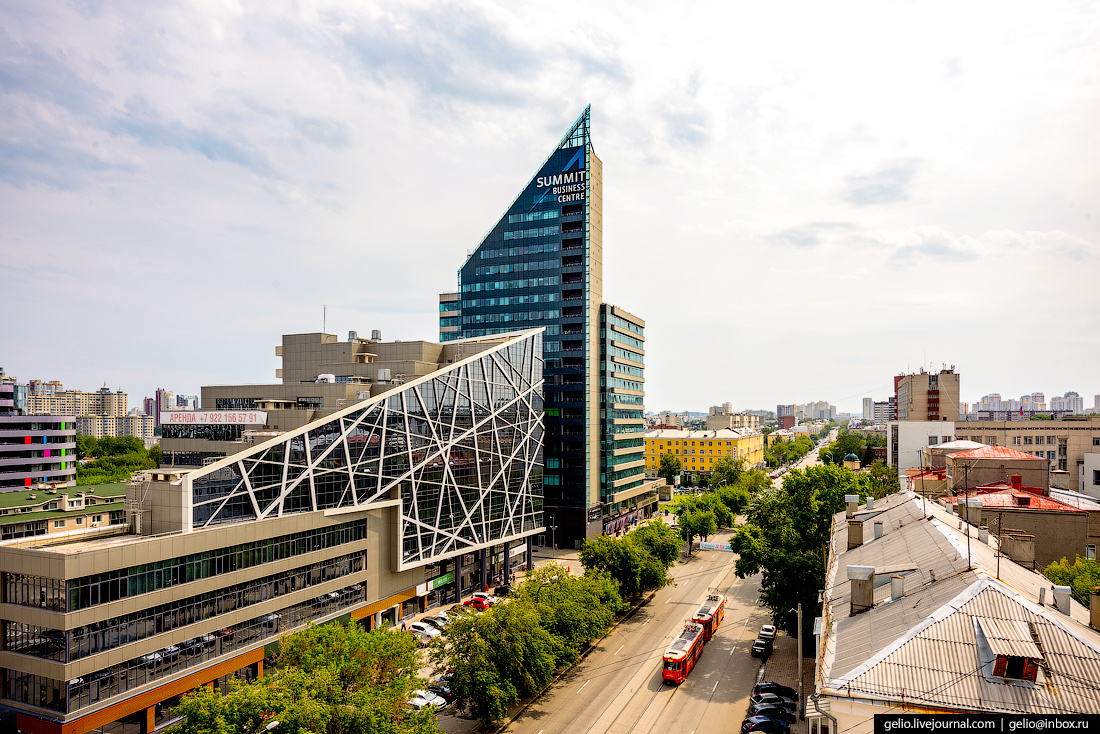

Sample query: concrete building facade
[894,367,960,421]
[643,428,766,476]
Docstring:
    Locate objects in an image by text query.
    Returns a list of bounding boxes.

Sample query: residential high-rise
[862,398,873,421]
[894,368,960,421]
[440,107,657,546]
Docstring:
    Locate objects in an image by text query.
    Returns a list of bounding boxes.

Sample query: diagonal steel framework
[184,330,545,568]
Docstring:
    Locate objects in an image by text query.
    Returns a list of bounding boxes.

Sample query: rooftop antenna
[323,305,326,333]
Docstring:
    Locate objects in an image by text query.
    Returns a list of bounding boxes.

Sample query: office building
[776,404,796,430]
[862,398,873,421]
[954,417,1100,494]
[894,367,960,421]
[705,406,761,431]
[644,428,766,476]
[0,329,544,734]
[0,386,76,489]
[439,107,656,546]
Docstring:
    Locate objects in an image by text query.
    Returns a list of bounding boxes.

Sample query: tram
[662,621,705,684]
[691,592,725,641]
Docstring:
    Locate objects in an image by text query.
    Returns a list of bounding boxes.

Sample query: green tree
[732,464,862,639]
[149,445,163,467]
[172,622,437,734]
[658,453,681,485]
[628,520,682,567]
[578,534,673,599]
[680,509,717,552]
[1044,556,1100,605]
[708,455,744,488]
[716,485,751,515]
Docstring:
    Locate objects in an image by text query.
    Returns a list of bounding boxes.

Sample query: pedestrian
[401,620,407,631]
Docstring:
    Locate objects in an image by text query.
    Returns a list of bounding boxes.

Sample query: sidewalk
[759,632,815,734]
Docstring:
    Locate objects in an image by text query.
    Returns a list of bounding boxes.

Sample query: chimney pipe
[848,565,875,615]
[1091,588,1100,630]
[1053,585,1072,615]
[848,519,864,550]
[845,495,859,518]
[1011,474,1022,490]
[978,527,989,544]
[874,520,883,540]
[866,496,874,510]
[891,575,904,601]
[1039,587,1046,606]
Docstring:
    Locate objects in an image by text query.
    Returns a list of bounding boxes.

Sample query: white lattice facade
[183,329,546,569]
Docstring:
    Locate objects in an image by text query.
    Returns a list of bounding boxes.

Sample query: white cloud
[1,0,1098,413]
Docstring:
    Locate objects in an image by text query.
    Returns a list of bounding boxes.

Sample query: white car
[759,624,777,640]
[408,689,447,711]
[408,622,441,638]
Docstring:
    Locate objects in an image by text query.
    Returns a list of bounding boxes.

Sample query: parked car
[464,596,492,611]
[421,615,449,631]
[160,645,180,662]
[748,704,795,723]
[750,693,796,711]
[407,689,447,711]
[140,651,163,667]
[753,682,797,700]
[428,672,454,702]
[470,591,500,605]
[408,622,441,639]
[750,637,773,658]
[494,584,513,597]
[201,633,218,647]
[758,624,777,641]
[742,715,791,734]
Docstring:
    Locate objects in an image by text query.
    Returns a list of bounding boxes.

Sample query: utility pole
[550,514,557,551]
[797,602,804,720]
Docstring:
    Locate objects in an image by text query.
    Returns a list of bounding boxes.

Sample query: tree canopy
[172,621,437,734]
[1044,556,1100,605]
[75,434,160,485]
[708,455,744,488]
[658,453,681,484]
[732,464,867,639]
[431,564,625,726]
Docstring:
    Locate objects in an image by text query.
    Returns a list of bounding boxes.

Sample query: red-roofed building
[942,475,1098,569]
[948,445,1049,493]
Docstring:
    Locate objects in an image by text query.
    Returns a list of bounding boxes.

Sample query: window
[1023,436,1033,445]
[1012,437,1021,446]
[93,515,103,523]
[1094,437,1100,447]
[1047,436,1055,445]
[1087,545,1096,560]
[75,517,84,526]
[928,436,938,445]
[53,520,65,529]
[1047,451,1055,460]
[1093,470,1100,486]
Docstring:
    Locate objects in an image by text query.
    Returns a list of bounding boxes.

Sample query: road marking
[578,679,590,692]
[712,680,719,693]
[615,645,624,655]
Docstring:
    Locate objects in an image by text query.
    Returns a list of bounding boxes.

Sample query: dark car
[741,715,790,734]
[753,682,797,700]
[750,693,796,711]
[428,672,454,702]
[494,584,513,597]
[748,704,795,723]
[422,615,449,631]
[750,637,773,658]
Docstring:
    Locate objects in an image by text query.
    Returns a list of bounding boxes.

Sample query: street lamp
[550,513,557,551]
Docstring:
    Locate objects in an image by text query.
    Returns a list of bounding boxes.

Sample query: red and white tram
[691,592,725,642]
[662,621,706,684]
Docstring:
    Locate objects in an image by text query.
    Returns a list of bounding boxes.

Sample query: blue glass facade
[441,108,604,544]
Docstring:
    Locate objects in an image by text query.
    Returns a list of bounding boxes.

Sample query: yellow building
[644,428,766,475]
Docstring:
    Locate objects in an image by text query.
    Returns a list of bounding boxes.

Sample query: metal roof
[948,446,1048,461]
[819,492,1100,714]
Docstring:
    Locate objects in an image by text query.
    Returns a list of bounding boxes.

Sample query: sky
[2,1,1098,416]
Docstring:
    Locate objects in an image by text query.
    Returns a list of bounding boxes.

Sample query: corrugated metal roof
[974,617,1042,658]
[948,446,1048,461]
[820,492,1100,714]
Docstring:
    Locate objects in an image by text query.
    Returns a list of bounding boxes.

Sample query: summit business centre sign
[535,169,587,203]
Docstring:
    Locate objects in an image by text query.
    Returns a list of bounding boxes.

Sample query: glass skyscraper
[441,107,654,546]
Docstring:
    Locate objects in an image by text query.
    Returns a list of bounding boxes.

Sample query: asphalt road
[499,530,772,734]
